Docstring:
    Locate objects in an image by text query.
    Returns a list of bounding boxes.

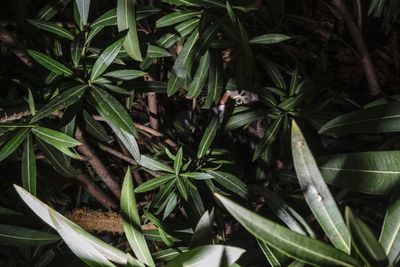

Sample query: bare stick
[75,126,121,199]
[0,26,34,68]
[332,0,381,96]
[145,74,159,130]
[75,174,118,209]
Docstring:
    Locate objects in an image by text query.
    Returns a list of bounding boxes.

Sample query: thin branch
[144,74,159,130]
[74,174,118,209]
[0,26,34,68]
[331,0,381,96]
[75,126,121,199]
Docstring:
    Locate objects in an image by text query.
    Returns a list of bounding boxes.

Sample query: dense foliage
[1,0,400,266]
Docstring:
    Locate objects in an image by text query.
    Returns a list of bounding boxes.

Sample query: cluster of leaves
[1,0,400,266]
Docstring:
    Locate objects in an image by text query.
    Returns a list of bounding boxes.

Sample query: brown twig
[75,174,118,209]
[332,0,381,96]
[144,74,159,130]
[0,26,34,68]
[75,126,121,199]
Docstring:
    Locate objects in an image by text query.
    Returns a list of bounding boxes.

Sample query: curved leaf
[121,167,155,266]
[215,193,360,267]
[292,121,351,253]
[28,50,73,76]
[0,224,59,247]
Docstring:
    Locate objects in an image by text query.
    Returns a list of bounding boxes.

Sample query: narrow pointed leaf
[319,102,400,134]
[166,245,244,267]
[206,170,247,197]
[14,185,128,264]
[121,168,155,266]
[187,50,210,98]
[32,127,80,148]
[0,224,59,247]
[75,0,90,25]
[156,11,200,28]
[71,32,85,68]
[90,37,124,81]
[250,34,291,45]
[139,155,174,173]
[0,128,30,162]
[380,187,400,264]
[318,151,400,195]
[28,50,73,76]
[146,45,171,58]
[253,117,282,161]
[174,147,183,175]
[197,117,219,159]
[83,110,109,142]
[36,138,78,177]
[117,0,142,61]
[291,121,351,253]
[104,70,147,81]
[135,174,176,193]
[345,207,387,267]
[22,134,36,196]
[28,20,74,40]
[172,30,199,79]
[215,193,360,267]
[90,86,138,138]
[31,84,87,122]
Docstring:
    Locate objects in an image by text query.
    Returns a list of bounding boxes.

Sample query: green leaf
[156,33,181,49]
[172,29,199,79]
[37,0,71,21]
[253,117,282,161]
[166,245,244,267]
[189,211,213,247]
[291,121,351,253]
[175,18,199,37]
[36,138,78,177]
[27,50,73,76]
[90,37,124,81]
[215,193,361,267]
[176,176,188,201]
[180,172,213,180]
[319,102,400,134]
[139,155,174,173]
[224,110,264,132]
[104,70,147,80]
[117,0,142,61]
[91,8,117,27]
[0,224,59,247]
[187,50,211,98]
[379,187,400,264]
[83,110,109,142]
[28,20,74,40]
[146,45,171,58]
[192,17,226,59]
[151,180,176,208]
[0,128,30,162]
[289,67,299,96]
[174,147,183,175]
[249,34,291,45]
[259,57,286,89]
[90,86,138,137]
[204,50,223,108]
[206,170,247,197]
[50,210,117,267]
[71,32,85,68]
[14,185,128,265]
[167,73,184,96]
[345,207,387,267]
[197,117,219,159]
[156,11,201,28]
[257,239,290,267]
[250,186,315,238]
[31,84,87,122]
[135,174,176,193]
[22,134,37,196]
[317,151,400,195]
[109,125,140,162]
[27,89,36,116]
[75,0,90,25]
[152,247,189,261]
[121,167,155,266]
[32,127,80,148]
